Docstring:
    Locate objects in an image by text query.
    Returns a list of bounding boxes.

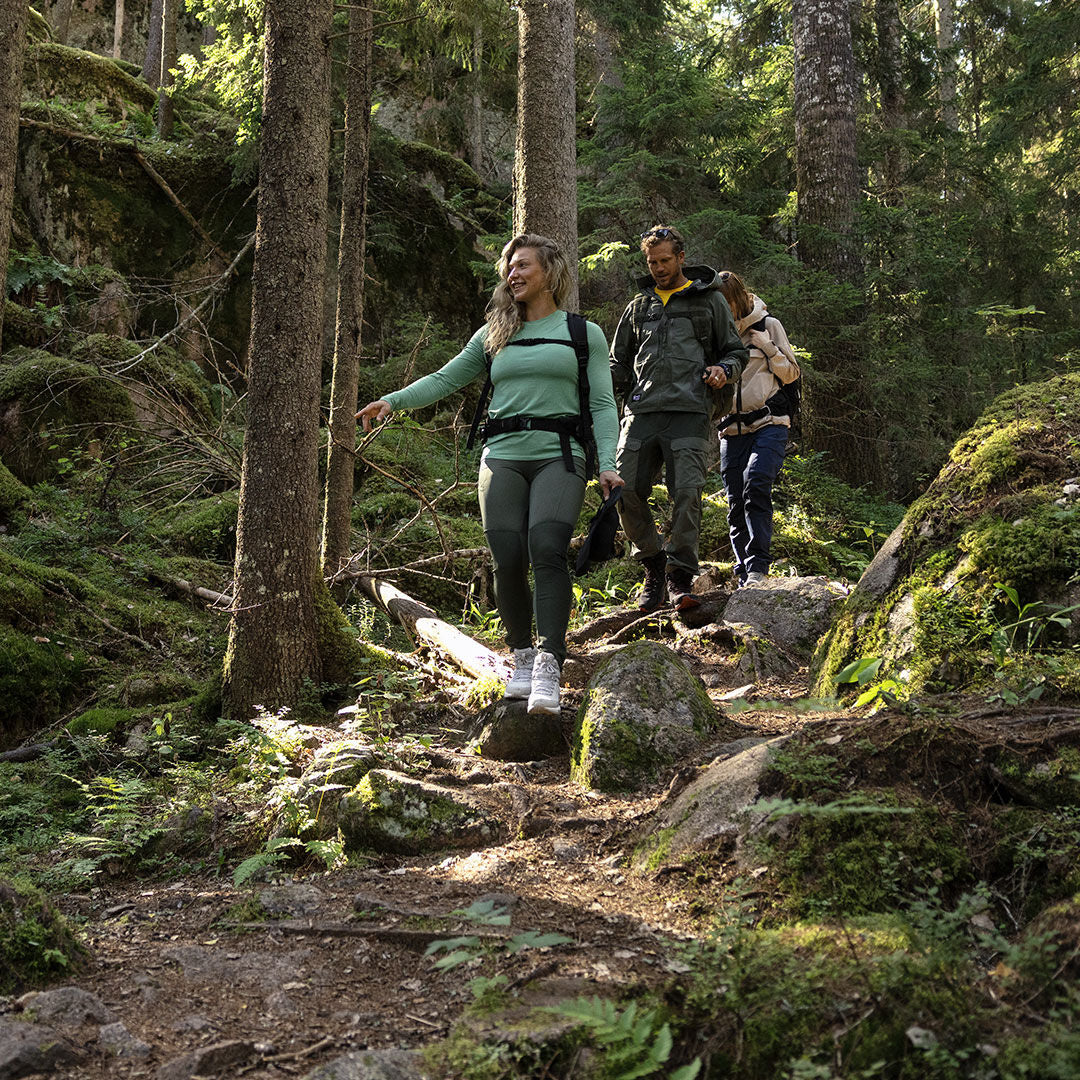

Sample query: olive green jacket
[609,265,748,417]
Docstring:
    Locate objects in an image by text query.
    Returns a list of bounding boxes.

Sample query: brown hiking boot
[666,567,700,611]
[636,552,667,612]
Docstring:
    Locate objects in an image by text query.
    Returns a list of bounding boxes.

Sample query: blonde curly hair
[484,233,573,356]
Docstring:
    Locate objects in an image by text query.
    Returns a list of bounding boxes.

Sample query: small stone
[156,1039,256,1080]
[99,1021,153,1059]
[17,987,115,1028]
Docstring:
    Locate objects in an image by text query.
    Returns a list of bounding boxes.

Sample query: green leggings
[477,456,586,664]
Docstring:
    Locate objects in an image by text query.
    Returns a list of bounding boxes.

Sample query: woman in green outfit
[357,234,622,715]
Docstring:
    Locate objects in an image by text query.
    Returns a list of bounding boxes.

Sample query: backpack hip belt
[478,414,583,473]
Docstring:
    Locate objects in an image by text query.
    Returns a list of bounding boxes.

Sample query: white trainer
[744,571,767,585]
[527,650,561,715]
[504,647,536,700]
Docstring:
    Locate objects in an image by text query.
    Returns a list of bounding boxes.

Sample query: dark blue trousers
[720,424,789,582]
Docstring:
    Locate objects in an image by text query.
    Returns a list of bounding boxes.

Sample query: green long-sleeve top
[383,310,620,473]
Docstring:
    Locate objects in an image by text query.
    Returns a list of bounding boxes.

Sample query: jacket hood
[735,295,769,335]
[636,264,721,294]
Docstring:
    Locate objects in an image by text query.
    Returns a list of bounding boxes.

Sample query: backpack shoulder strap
[567,311,597,477]
[465,342,494,450]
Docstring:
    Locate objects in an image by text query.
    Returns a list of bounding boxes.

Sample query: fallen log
[356,575,508,683]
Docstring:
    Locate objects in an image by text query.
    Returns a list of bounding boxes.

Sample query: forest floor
[20,600,827,1080]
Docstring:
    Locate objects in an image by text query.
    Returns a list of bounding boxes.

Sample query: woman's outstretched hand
[356,400,392,433]
[598,469,623,500]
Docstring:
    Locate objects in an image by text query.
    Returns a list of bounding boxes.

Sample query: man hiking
[610,225,748,612]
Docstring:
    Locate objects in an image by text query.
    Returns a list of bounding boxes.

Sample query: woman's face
[506,247,549,306]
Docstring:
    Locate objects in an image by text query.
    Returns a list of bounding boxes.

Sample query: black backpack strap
[465,352,494,451]
[566,312,596,477]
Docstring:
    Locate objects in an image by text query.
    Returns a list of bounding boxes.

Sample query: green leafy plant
[543,996,701,1080]
[835,656,908,711]
[425,900,572,971]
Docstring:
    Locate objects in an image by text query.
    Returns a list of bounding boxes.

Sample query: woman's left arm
[585,322,623,491]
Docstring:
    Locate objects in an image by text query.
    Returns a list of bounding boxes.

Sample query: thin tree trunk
[55,0,75,45]
[223,0,334,722]
[875,0,904,202]
[468,19,483,175]
[793,0,876,487]
[321,2,373,578]
[513,0,578,310]
[112,0,125,60]
[142,0,165,87]
[0,0,30,355]
[933,0,958,132]
[156,0,178,138]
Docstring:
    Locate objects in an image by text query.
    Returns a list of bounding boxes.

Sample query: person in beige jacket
[716,271,801,586]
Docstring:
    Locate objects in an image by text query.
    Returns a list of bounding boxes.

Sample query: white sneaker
[527,651,561,715]
[744,571,767,585]
[504,647,536,700]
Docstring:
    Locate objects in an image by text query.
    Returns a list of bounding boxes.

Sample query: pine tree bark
[55,0,75,45]
[793,0,877,486]
[0,0,29,356]
[223,0,334,722]
[142,0,165,87]
[513,0,578,310]
[321,2,373,578]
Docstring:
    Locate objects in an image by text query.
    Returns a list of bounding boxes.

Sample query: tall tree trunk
[793,0,876,486]
[55,0,75,45]
[223,0,334,722]
[467,19,483,175]
[112,0,125,59]
[513,0,578,310]
[0,0,29,356]
[875,0,904,202]
[156,0,178,138]
[142,0,165,87]
[321,2,373,578]
[933,0,958,132]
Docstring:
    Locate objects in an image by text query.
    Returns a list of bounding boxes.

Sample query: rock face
[721,576,847,660]
[0,1016,82,1077]
[633,737,788,871]
[338,770,503,854]
[284,740,378,840]
[571,641,738,793]
[301,1049,430,1079]
[813,374,1080,698]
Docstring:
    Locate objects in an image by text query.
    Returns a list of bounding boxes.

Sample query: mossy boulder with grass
[813,373,1080,699]
[0,350,135,483]
[571,641,741,793]
[0,878,86,994]
[338,769,503,855]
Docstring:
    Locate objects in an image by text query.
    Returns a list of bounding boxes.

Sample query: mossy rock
[22,41,157,119]
[0,459,31,525]
[0,623,87,748]
[0,350,135,483]
[339,769,503,855]
[67,706,135,735]
[571,641,738,793]
[812,373,1080,698]
[152,492,238,559]
[0,877,86,993]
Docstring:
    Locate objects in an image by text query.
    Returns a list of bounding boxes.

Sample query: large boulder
[570,641,742,793]
[468,700,565,761]
[338,769,503,855]
[632,736,787,871]
[813,373,1080,699]
[280,740,378,840]
[721,576,847,661]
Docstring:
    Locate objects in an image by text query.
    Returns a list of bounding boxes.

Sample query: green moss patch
[0,877,86,993]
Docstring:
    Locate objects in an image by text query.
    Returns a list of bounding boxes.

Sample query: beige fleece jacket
[718,296,800,437]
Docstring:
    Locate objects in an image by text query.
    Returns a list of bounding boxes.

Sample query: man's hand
[356,400,392,433]
[598,469,623,500]
[704,365,729,388]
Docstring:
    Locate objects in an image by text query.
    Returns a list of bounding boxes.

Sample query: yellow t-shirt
[655,280,693,306]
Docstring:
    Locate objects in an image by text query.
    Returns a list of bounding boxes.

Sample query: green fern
[544,996,700,1080]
